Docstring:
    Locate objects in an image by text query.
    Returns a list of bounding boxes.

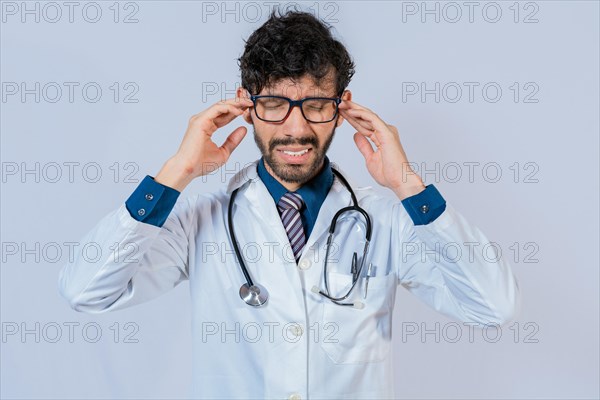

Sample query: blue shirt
[125,159,446,228]
[256,156,334,238]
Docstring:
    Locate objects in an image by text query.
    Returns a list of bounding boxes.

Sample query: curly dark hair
[238,9,355,97]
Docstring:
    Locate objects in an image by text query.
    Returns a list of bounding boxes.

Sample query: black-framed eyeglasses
[250,95,342,123]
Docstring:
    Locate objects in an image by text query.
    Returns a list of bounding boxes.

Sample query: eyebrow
[262,86,337,98]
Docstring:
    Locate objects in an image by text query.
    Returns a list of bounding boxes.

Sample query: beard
[253,124,336,185]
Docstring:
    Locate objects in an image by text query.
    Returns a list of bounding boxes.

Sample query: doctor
[59,10,519,400]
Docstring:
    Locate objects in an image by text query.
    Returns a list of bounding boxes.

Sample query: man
[59,10,519,399]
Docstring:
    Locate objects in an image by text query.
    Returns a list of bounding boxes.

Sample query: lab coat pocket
[320,271,396,364]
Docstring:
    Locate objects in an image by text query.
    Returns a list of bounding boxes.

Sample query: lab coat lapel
[226,160,290,249]
[225,161,307,310]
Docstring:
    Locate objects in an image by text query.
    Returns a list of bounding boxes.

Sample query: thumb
[220,126,248,158]
[353,132,375,160]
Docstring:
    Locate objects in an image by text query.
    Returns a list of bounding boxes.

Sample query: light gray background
[1,1,598,399]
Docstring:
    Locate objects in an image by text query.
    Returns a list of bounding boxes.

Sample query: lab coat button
[420,204,429,213]
[288,324,303,337]
[137,208,146,216]
[298,259,311,270]
[288,393,301,400]
[145,193,154,201]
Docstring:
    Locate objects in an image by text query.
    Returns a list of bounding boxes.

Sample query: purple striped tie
[277,192,306,263]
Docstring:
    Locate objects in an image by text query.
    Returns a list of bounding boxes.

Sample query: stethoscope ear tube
[330,169,372,241]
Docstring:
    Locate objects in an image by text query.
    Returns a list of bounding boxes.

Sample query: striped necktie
[277,192,306,263]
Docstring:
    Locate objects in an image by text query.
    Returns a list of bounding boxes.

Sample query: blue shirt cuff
[125,175,181,227]
[401,184,446,225]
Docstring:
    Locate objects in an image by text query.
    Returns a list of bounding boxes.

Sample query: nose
[283,103,311,137]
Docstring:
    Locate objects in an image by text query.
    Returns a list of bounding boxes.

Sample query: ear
[237,87,254,125]
[335,89,352,127]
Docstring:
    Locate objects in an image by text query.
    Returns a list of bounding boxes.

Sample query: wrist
[155,157,195,192]
[391,176,426,201]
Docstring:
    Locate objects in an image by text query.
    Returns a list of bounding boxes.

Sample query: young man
[59,10,518,399]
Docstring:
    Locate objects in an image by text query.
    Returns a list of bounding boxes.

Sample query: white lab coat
[59,160,519,399]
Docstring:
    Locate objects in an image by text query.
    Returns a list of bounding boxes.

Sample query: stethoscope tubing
[228,167,372,307]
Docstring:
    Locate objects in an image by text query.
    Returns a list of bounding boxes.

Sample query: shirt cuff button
[138,208,146,216]
[145,194,154,201]
[420,204,429,213]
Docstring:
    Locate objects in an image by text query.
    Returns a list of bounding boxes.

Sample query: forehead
[262,74,337,98]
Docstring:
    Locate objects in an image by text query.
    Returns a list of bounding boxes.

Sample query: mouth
[276,147,313,164]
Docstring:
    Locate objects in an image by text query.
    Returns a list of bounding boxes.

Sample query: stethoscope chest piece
[239,283,269,307]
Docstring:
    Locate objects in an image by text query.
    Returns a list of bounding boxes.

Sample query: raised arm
[340,99,519,325]
[59,96,253,312]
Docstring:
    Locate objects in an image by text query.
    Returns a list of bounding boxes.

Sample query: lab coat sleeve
[393,202,520,326]
[58,197,196,313]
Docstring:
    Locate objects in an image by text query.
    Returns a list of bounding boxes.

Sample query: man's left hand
[338,100,426,200]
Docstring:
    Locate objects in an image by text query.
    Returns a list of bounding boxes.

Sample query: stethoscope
[228,167,373,307]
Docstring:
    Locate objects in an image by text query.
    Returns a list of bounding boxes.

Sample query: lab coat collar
[225,160,261,195]
[225,159,356,197]
[225,159,359,258]
[225,160,289,248]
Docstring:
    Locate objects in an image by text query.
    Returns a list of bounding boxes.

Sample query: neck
[265,159,325,192]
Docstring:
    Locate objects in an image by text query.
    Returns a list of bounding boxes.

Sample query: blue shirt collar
[256,156,334,218]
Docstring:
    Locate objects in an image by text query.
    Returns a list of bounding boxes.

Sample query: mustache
[269,136,318,152]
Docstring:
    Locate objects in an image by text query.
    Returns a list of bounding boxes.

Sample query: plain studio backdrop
[1,1,598,399]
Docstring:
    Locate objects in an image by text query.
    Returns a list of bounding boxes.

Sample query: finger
[219,93,253,104]
[342,108,387,131]
[338,99,369,112]
[213,97,254,113]
[342,111,381,147]
[341,109,376,132]
[207,103,249,129]
[353,132,376,159]
[342,108,392,147]
[233,96,255,106]
[220,126,248,158]
[218,97,254,111]
[191,103,240,124]
[365,132,381,149]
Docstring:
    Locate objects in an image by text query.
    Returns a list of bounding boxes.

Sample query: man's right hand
[154,95,254,191]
